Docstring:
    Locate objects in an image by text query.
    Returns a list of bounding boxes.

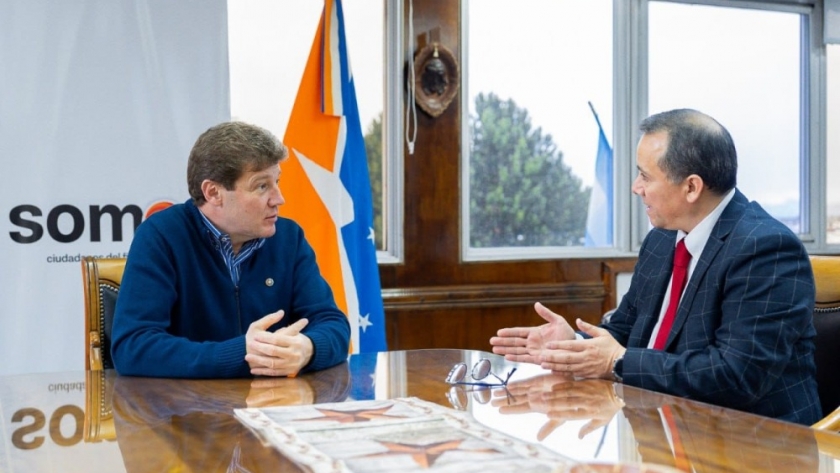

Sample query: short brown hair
[187,121,288,204]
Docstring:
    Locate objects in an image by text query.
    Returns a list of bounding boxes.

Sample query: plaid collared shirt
[197,210,266,286]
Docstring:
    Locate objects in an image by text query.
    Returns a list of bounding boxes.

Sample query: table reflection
[493,373,623,442]
[620,386,819,472]
[477,368,822,473]
[111,362,350,472]
[0,349,831,473]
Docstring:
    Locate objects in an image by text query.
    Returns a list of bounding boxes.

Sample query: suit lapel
[635,231,679,348]
[660,190,746,350]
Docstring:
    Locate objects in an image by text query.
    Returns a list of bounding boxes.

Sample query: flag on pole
[584,102,614,247]
[280,0,386,353]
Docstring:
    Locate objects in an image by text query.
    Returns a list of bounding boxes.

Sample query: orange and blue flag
[281,0,386,353]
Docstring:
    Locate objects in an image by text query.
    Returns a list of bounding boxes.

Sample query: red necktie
[653,239,691,350]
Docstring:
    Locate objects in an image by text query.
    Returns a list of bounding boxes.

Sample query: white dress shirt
[646,189,736,348]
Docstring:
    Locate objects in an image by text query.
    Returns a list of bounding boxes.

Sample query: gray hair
[639,109,737,194]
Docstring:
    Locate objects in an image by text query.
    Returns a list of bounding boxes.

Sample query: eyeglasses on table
[445,358,516,387]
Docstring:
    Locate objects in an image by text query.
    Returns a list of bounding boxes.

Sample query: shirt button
[265,278,274,287]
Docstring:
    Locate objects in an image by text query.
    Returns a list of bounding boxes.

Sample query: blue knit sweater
[111,199,350,378]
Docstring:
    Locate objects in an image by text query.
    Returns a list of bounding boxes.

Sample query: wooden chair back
[82,257,126,371]
[809,256,840,431]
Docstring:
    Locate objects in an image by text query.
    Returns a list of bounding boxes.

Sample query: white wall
[0,0,230,376]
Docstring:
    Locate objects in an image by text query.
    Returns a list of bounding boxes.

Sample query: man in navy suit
[490,109,821,425]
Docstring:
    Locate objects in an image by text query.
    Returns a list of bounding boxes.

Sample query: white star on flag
[359,313,373,333]
[293,137,362,349]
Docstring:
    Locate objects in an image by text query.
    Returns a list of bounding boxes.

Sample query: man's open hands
[490,302,576,364]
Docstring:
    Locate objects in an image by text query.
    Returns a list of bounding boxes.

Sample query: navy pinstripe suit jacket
[607,190,821,425]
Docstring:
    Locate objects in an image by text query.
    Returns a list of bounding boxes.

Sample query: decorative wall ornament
[412,42,459,118]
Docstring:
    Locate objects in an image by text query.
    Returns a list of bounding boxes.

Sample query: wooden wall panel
[383,282,606,350]
[380,0,638,350]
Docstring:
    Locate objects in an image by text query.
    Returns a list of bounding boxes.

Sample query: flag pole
[588,101,604,132]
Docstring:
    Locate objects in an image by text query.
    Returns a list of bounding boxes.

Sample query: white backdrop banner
[0,0,230,375]
[0,372,127,473]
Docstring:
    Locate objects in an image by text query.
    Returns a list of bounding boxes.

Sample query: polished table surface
[2,349,840,472]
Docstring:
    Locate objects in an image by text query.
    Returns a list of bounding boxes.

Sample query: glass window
[227,1,390,253]
[462,0,614,260]
[648,2,803,234]
[827,44,840,245]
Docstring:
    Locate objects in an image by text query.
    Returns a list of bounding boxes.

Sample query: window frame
[459,0,626,262]
[453,0,836,262]
[640,0,830,253]
[379,0,405,264]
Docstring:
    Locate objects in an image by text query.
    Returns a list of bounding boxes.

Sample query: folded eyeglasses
[445,358,516,387]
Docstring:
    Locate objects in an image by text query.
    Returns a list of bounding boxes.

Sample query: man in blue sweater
[111,121,351,378]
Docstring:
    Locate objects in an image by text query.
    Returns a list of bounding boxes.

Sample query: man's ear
[685,174,705,203]
[201,179,223,206]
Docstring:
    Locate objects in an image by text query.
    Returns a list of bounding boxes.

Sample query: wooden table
[1,349,839,472]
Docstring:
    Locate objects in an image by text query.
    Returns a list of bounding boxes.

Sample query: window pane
[648,2,802,233]
[828,45,840,244]
[465,0,613,252]
[228,0,386,250]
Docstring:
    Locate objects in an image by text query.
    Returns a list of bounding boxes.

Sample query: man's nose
[631,176,643,196]
[271,186,285,206]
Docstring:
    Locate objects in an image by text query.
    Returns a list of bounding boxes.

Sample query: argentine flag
[584,102,614,247]
[281,0,386,353]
